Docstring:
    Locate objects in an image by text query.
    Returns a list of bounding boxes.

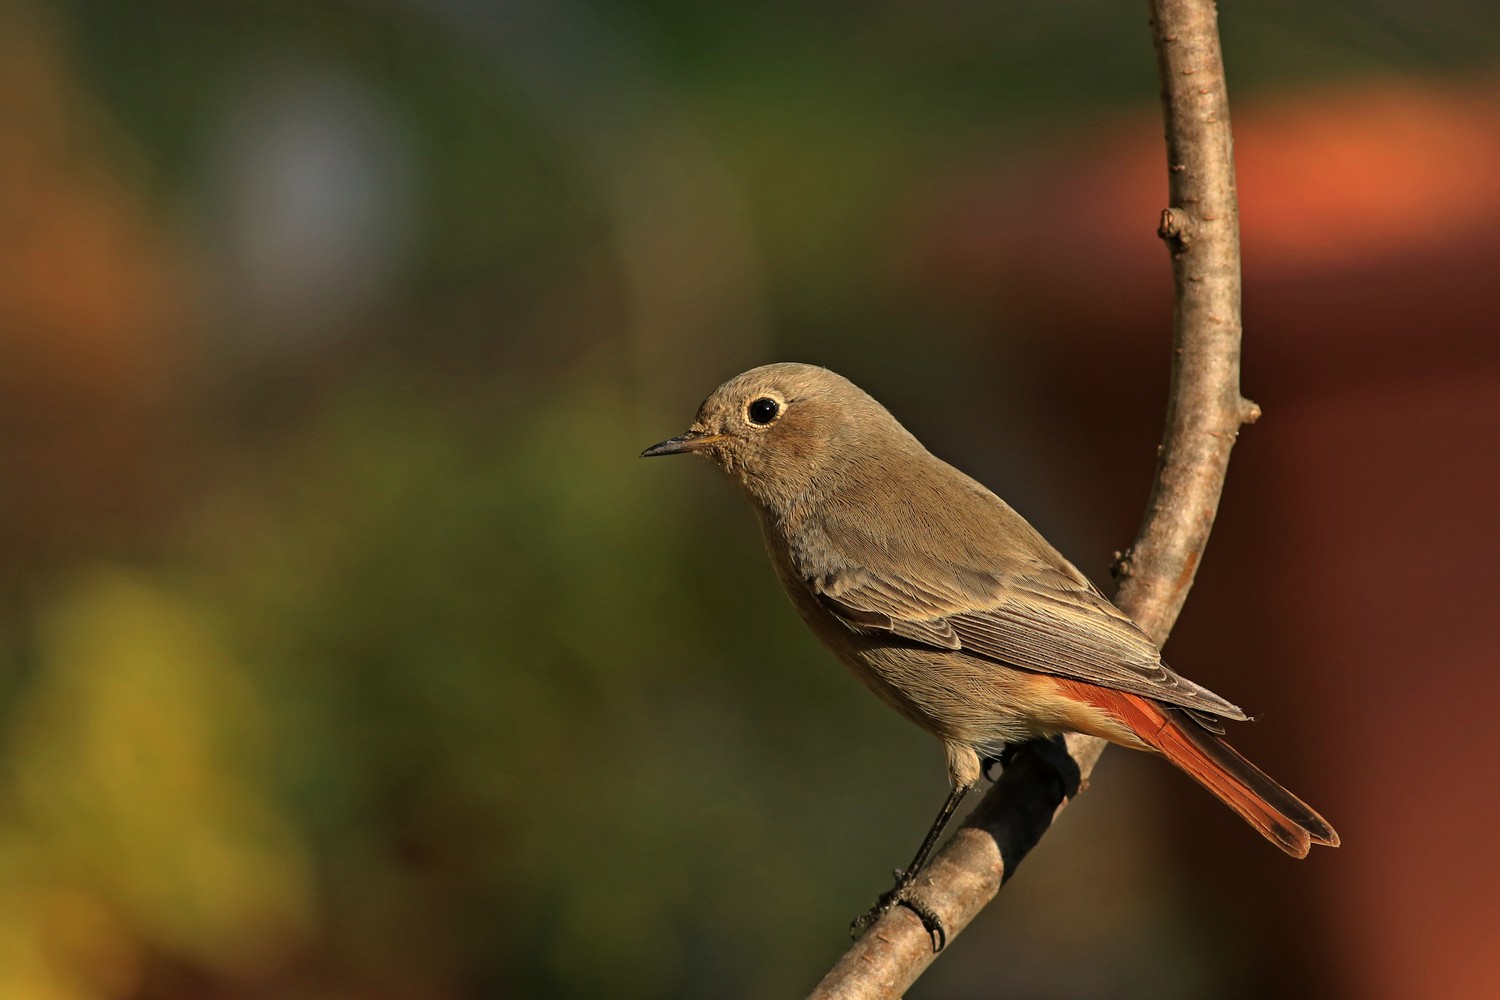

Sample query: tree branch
[807,2,1252,996]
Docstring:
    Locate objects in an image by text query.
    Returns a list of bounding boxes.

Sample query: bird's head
[641,362,896,510]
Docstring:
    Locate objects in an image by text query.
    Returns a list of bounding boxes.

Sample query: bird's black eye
[747,396,781,425]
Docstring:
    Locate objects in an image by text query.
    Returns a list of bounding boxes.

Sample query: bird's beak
[640,431,724,458]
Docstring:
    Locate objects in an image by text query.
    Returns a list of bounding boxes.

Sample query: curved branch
[808,1,1252,995]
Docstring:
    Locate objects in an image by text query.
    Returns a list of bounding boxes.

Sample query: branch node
[1240,397,1262,425]
[1157,207,1194,254]
[1109,547,1135,581]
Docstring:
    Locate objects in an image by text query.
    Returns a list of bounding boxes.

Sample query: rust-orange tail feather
[1059,681,1340,858]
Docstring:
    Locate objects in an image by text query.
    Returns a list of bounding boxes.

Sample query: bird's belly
[840,641,1057,750]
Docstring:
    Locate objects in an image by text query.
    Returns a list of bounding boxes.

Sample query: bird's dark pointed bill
[640,432,723,457]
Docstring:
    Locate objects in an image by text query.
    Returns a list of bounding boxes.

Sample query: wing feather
[799,509,1246,721]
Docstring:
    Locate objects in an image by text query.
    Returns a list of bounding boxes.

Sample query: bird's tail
[1059,682,1340,857]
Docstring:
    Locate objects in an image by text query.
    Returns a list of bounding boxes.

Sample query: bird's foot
[850,870,947,952]
[981,741,1037,782]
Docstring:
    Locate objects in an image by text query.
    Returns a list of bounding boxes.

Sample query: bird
[641,362,1338,946]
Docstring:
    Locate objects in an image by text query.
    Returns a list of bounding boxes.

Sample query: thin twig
[807,1,1251,995]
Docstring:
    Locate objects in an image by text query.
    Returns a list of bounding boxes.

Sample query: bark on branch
[807,1,1252,995]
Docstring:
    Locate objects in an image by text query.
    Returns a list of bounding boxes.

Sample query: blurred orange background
[2,2,1497,997]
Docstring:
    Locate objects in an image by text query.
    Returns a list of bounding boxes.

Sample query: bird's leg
[850,783,970,951]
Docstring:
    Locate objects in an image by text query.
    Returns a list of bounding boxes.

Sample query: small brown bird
[642,363,1337,942]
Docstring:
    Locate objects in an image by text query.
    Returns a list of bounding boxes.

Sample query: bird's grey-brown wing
[798,508,1246,722]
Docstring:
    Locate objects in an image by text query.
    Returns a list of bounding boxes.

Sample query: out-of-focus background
[3,1,1498,997]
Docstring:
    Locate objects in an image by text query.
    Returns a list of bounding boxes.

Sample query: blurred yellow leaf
[5,569,314,988]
